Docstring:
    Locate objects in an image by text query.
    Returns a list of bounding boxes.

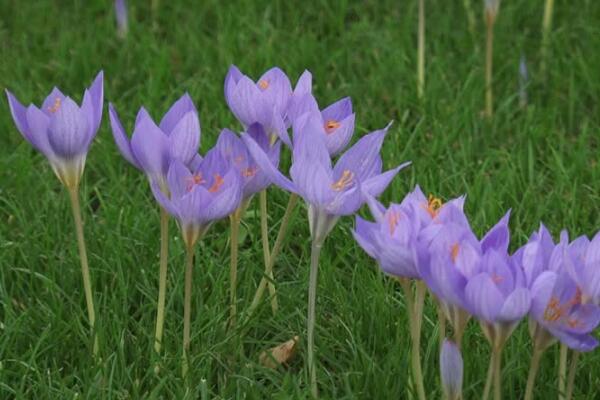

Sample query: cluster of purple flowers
[6,64,599,397]
[5,65,409,390]
[355,186,600,350]
[354,185,600,398]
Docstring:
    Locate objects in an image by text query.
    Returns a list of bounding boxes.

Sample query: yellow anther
[242,167,257,177]
[186,173,205,191]
[258,79,269,90]
[387,211,400,234]
[208,174,225,193]
[450,243,460,263]
[324,119,341,134]
[543,296,564,322]
[48,97,61,113]
[422,194,443,219]
[331,170,354,191]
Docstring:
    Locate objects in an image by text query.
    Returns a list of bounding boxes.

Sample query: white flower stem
[259,190,278,314]
[485,11,495,118]
[154,207,169,358]
[417,0,425,99]
[248,193,298,316]
[541,0,554,77]
[307,240,323,398]
[229,208,241,327]
[400,279,427,400]
[182,243,195,379]
[565,351,580,400]
[524,342,545,400]
[558,343,568,400]
[68,187,98,358]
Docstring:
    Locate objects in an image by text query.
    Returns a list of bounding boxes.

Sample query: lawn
[1,0,600,398]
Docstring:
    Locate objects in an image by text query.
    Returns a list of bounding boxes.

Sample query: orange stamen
[387,211,400,234]
[258,79,269,90]
[324,119,341,134]
[208,174,225,192]
[567,318,581,329]
[331,170,354,191]
[543,296,564,322]
[242,167,257,177]
[450,243,460,262]
[186,173,205,191]
[423,194,443,219]
[48,97,61,113]
[491,274,504,284]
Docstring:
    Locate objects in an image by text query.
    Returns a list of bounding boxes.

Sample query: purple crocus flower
[353,186,437,279]
[115,0,128,38]
[418,208,512,341]
[354,199,422,279]
[564,231,600,305]
[109,93,200,189]
[464,247,531,343]
[224,65,293,146]
[214,125,281,201]
[353,186,467,280]
[440,339,463,400]
[6,71,104,189]
[287,93,356,156]
[518,226,600,351]
[241,111,409,244]
[150,147,243,248]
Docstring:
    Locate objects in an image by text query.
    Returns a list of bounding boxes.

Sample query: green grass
[1,0,600,398]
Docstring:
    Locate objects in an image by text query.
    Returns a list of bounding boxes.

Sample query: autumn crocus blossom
[151,145,243,377]
[353,185,465,280]
[243,110,409,397]
[109,93,201,189]
[564,231,600,305]
[286,93,355,156]
[6,71,104,189]
[151,149,243,247]
[243,112,409,242]
[224,65,294,146]
[215,125,281,201]
[517,228,600,352]
[5,71,104,357]
[519,226,600,400]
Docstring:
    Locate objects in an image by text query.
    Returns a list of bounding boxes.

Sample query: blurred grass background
[1,0,600,398]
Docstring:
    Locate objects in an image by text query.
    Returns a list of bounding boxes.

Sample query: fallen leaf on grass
[259,336,300,369]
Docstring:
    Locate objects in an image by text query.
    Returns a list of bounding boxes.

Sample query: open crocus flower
[109,93,200,189]
[214,125,281,202]
[224,65,293,146]
[353,186,466,280]
[465,248,530,336]
[354,199,422,279]
[6,71,104,189]
[564,231,600,305]
[242,110,408,396]
[151,148,242,248]
[521,230,600,352]
[287,93,355,156]
[418,207,511,343]
[151,149,242,249]
[462,211,531,341]
[242,111,409,243]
